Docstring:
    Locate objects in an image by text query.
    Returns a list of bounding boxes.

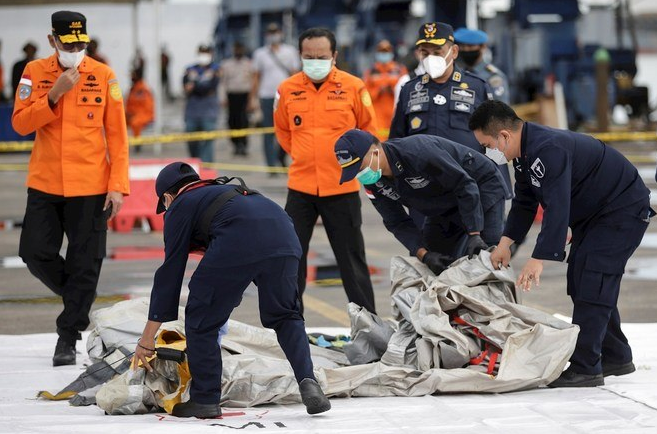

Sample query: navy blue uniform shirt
[364,134,506,255]
[148,184,302,322]
[505,122,651,261]
[389,67,491,153]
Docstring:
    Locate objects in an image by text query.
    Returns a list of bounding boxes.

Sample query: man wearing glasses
[12,11,129,367]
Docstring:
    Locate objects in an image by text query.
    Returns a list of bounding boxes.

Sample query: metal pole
[153,0,163,155]
[466,0,479,29]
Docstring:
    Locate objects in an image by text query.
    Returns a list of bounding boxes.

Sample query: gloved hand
[465,234,488,259]
[422,251,451,275]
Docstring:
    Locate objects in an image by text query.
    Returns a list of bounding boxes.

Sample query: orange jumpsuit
[12,54,129,197]
[274,67,379,197]
[363,61,407,140]
[126,78,154,137]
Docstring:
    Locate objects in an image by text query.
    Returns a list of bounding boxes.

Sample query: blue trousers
[185,117,216,163]
[260,98,286,168]
[566,200,650,375]
[184,256,315,404]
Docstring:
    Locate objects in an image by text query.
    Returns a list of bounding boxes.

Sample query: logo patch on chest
[405,176,429,189]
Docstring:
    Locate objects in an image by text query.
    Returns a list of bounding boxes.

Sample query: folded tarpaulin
[51,252,578,413]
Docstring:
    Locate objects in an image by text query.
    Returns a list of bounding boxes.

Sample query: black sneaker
[548,368,604,388]
[299,378,331,415]
[52,338,76,367]
[171,400,222,418]
[602,361,636,377]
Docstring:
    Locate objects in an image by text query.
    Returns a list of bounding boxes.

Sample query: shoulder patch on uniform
[410,116,422,130]
[489,75,504,88]
[485,64,499,74]
[109,82,122,101]
[530,158,545,178]
[361,89,372,107]
[18,84,32,101]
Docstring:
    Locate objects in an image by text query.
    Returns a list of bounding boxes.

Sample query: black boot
[52,337,76,367]
[548,367,604,388]
[299,378,331,415]
[602,361,636,377]
[171,400,222,418]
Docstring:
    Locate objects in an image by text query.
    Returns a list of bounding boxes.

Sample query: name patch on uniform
[530,175,541,187]
[409,89,429,106]
[433,94,446,105]
[530,158,545,178]
[454,101,471,112]
[109,82,122,101]
[18,84,32,100]
[361,90,373,107]
[405,176,429,189]
[410,116,422,130]
[451,87,475,104]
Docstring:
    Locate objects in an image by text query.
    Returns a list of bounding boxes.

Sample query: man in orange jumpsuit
[363,39,406,140]
[12,11,129,367]
[126,68,154,138]
[274,27,378,314]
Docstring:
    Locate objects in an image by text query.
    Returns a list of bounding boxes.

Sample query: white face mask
[197,53,213,66]
[485,134,509,165]
[57,49,85,69]
[302,59,332,81]
[422,46,452,79]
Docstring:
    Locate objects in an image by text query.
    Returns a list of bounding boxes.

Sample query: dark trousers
[566,201,650,375]
[423,198,505,259]
[285,190,376,314]
[227,92,249,154]
[185,256,315,404]
[19,188,107,342]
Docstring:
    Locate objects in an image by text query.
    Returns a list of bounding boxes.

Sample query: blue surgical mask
[375,52,394,63]
[302,59,333,81]
[356,150,382,185]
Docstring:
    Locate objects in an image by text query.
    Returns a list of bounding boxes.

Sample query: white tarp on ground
[1,325,656,433]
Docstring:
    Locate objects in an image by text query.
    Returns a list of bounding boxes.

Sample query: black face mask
[460,49,481,67]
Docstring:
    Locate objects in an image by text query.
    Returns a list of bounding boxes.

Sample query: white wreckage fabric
[93,253,578,413]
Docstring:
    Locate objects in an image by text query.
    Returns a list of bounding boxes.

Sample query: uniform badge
[109,83,122,101]
[294,115,302,126]
[530,175,541,188]
[454,102,470,112]
[452,71,461,82]
[530,158,545,178]
[410,116,422,130]
[451,87,475,104]
[395,161,404,172]
[18,84,32,101]
[460,82,469,89]
[361,90,373,107]
[405,176,429,189]
[423,23,437,39]
[433,94,446,105]
[421,74,430,85]
[414,81,423,92]
[410,104,422,112]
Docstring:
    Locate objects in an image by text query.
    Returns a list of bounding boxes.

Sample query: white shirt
[252,43,300,98]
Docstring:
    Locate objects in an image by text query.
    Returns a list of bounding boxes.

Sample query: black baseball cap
[155,162,200,214]
[335,129,377,184]
[416,22,454,46]
[51,11,90,44]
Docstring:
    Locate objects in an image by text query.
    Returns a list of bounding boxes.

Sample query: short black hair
[469,100,523,136]
[298,27,336,53]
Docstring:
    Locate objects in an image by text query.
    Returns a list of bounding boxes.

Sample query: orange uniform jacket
[363,61,407,140]
[126,79,154,137]
[274,67,378,197]
[12,54,129,197]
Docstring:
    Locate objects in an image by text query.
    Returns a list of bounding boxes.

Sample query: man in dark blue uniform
[335,129,507,275]
[133,162,330,417]
[469,100,654,387]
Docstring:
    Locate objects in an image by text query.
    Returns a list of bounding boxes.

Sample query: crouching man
[133,162,330,417]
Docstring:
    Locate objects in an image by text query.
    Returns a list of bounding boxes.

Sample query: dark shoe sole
[303,396,331,415]
[603,362,636,377]
[172,404,222,418]
[548,376,604,388]
[52,356,76,367]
